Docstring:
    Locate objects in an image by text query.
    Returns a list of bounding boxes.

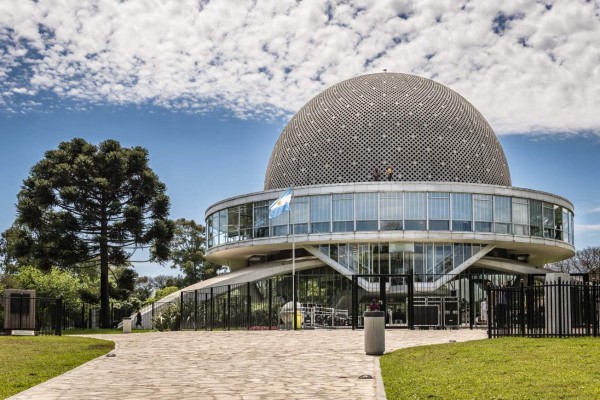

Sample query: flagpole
[291,188,296,330]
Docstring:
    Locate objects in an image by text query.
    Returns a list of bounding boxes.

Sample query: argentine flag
[269,188,292,219]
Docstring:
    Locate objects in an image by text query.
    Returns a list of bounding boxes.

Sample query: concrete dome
[264,72,511,190]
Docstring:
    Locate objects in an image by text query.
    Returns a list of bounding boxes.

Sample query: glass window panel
[452,193,472,221]
[253,201,269,238]
[405,193,426,219]
[310,195,331,222]
[474,194,493,222]
[333,193,353,221]
[494,196,511,223]
[227,206,239,243]
[381,220,403,230]
[207,213,215,247]
[405,220,426,230]
[356,193,378,220]
[543,203,555,228]
[413,244,424,275]
[475,221,492,232]
[530,200,543,237]
[428,193,449,220]
[452,220,472,231]
[218,210,228,244]
[272,225,288,236]
[239,204,253,240]
[293,223,308,234]
[380,192,403,220]
[429,220,449,231]
[356,220,378,231]
[512,198,529,225]
[292,196,309,224]
[333,221,353,232]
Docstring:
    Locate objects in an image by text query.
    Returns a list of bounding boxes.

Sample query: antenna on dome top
[383,69,387,72]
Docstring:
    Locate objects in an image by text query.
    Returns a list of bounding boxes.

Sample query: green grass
[0,335,114,398]
[62,328,153,335]
[381,337,600,400]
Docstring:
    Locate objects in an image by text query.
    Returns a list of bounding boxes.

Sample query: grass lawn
[381,337,600,400]
[0,335,114,398]
[63,328,153,335]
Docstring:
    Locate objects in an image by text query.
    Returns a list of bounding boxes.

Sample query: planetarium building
[198,72,574,330]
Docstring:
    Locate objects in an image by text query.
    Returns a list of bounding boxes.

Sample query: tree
[14,138,174,328]
[547,246,600,279]
[169,218,219,286]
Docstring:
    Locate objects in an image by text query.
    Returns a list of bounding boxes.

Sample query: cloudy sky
[1,0,599,276]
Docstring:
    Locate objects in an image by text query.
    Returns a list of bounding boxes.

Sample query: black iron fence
[487,279,600,338]
[1,295,135,335]
[169,271,519,331]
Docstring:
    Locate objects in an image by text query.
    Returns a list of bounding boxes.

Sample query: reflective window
[529,200,543,237]
[292,196,309,234]
[310,195,331,233]
[227,206,240,242]
[543,203,555,238]
[512,198,529,236]
[270,205,289,236]
[380,192,403,230]
[218,210,228,244]
[494,196,511,234]
[356,193,378,231]
[333,194,353,232]
[474,194,493,232]
[207,213,215,248]
[253,201,269,238]
[239,204,253,240]
[452,193,472,231]
[429,193,449,231]
[405,193,426,230]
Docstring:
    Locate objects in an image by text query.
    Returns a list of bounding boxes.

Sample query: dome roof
[264,72,511,190]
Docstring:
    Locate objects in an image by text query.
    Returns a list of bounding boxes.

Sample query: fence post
[468,274,475,330]
[557,278,563,338]
[486,283,492,339]
[194,289,198,331]
[380,274,386,328]
[151,303,155,330]
[210,287,214,331]
[593,282,598,338]
[227,285,231,331]
[246,282,251,330]
[268,279,273,330]
[351,275,357,330]
[55,297,63,336]
[179,292,184,330]
[408,273,414,330]
[520,280,525,337]
[584,280,591,336]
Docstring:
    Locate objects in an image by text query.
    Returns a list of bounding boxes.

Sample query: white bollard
[122,317,132,334]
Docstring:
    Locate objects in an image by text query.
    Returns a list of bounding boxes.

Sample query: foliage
[146,285,179,304]
[150,274,185,290]
[13,266,83,307]
[169,218,220,286]
[12,138,175,327]
[381,338,600,400]
[547,246,600,279]
[0,336,114,398]
[151,301,180,331]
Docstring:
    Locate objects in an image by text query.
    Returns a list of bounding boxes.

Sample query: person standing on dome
[372,167,380,181]
[386,166,394,181]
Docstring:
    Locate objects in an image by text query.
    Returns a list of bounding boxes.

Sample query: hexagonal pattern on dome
[264,72,511,190]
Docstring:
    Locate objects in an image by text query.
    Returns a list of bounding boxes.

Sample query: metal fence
[487,278,600,338]
[1,295,136,335]
[172,271,523,331]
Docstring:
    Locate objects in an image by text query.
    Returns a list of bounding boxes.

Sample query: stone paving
[10,329,487,400]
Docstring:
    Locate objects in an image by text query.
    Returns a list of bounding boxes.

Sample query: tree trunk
[100,210,110,329]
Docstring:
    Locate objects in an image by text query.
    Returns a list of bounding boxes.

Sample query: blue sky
[1,0,599,276]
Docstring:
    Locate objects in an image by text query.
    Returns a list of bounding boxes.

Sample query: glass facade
[207,191,575,248]
[315,242,487,280]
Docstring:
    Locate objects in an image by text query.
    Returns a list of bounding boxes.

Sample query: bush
[151,302,180,331]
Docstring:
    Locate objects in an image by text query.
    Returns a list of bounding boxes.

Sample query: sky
[0,0,599,277]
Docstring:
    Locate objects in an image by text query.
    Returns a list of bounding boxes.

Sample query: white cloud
[0,0,599,133]
[575,224,600,233]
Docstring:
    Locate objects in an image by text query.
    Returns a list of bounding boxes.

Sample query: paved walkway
[11,329,487,400]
